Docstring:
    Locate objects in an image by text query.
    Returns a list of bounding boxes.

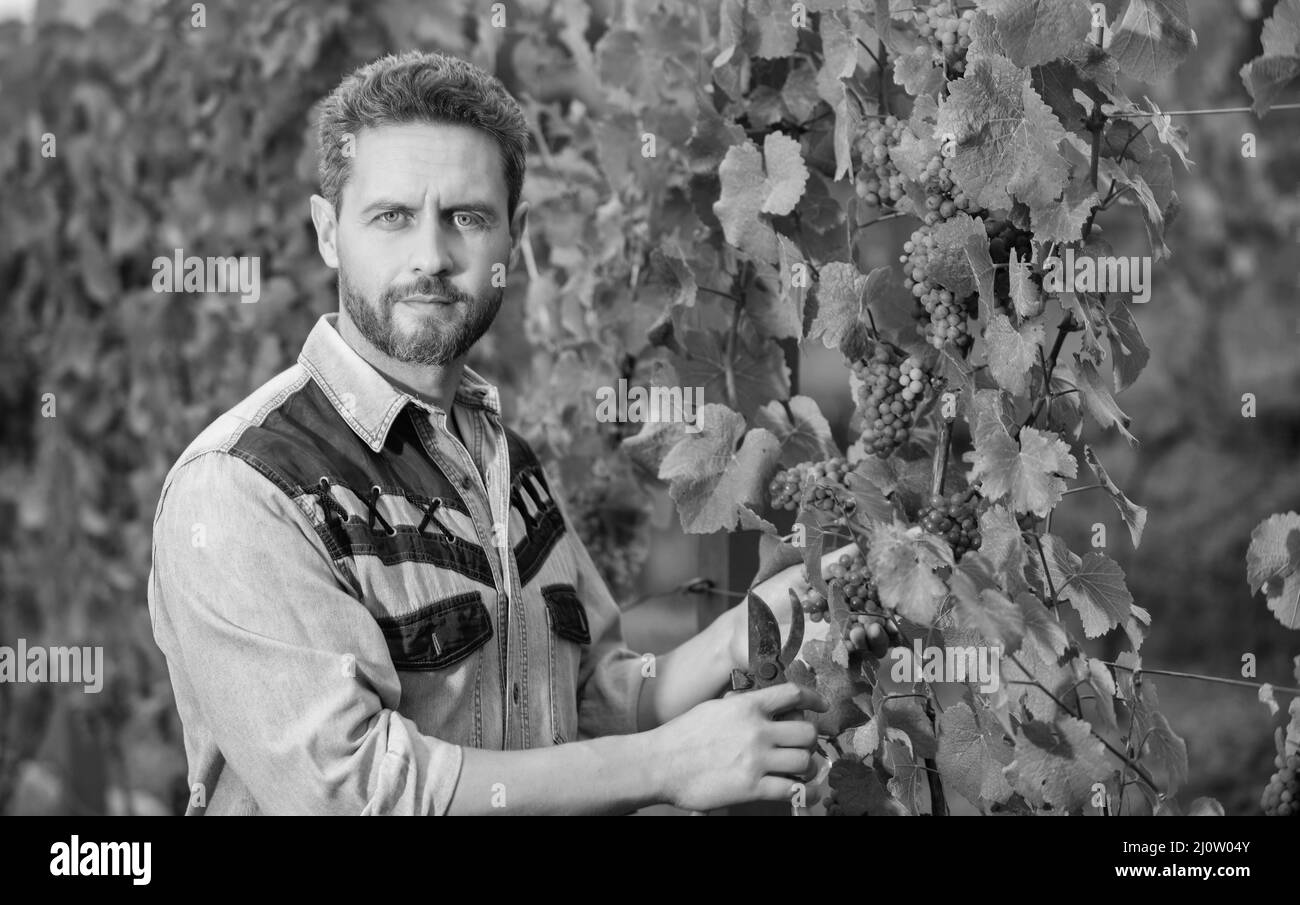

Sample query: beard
[338,266,502,367]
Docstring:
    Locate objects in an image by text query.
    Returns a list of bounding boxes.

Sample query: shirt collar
[298,312,502,453]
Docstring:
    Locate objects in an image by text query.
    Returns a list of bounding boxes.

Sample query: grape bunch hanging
[854,115,907,210]
[796,551,903,657]
[768,457,855,516]
[851,343,932,459]
[902,226,978,351]
[918,486,983,560]
[1262,728,1300,816]
[907,1,975,76]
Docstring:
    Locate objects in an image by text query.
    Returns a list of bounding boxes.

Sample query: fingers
[751,682,828,716]
[764,747,816,781]
[766,718,818,749]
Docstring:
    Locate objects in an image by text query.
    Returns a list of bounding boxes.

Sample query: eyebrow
[359,199,500,219]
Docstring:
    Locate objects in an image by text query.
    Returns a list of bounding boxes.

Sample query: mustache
[381,277,473,305]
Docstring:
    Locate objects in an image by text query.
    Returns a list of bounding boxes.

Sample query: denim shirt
[147,313,646,815]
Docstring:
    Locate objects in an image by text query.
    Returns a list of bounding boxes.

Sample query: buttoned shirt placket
[409,385,528,749]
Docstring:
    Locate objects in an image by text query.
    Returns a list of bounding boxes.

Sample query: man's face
[313,121,525,366]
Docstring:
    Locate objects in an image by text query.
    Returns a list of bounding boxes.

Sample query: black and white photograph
[0,0,1298,865]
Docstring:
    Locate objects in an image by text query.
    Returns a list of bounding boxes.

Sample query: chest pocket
[541,583,590,744]
[376,590,493,670]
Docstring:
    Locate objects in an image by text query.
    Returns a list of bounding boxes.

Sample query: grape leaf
[1140,709,1188,795]
[1071,355,1137,446]
[1008,248,1045,318]
[1029,176,1098,245]
[964,233,997,319]
[658,404,781,534]
[894,45,945,96]
[1081,656,1118,731]
[1104,300,1149,392]
[685,88,747,173]
[781,63,822,121]
[715,0,798,64]
[1007,715,1111,811]
[1106,0,1197,84]
[867,521,955,624]
[1139,95,1193,170]
[928,213,985,298]
[1055,545,1134,638]
[671,327,791,418]
[621,415,688,476]
[754,531,806,586]
[1114,656,1188,794]
[1002,642,1083,721]
[950,558,1026,654]
[978,504,1031,596]
[883,739,929,815]
[759,131,810,215]
[787,638,870,736]
[937,700,1015,806]
[817,9,871,180]
[714,141,779,262]
[826,757,909,816]
[877,693,938,759]
[753,395,838,467]
[935,54,1069,213]
[747,237,806,341]
[1018,591,1070,661]
[1241,54,1300,118]
[983,0,1092,68]
[1082,444,1147,547]
[843,464,900,526]
[1246,512,1300,629]
[972,425,1079,518]
[1124,602,1151,652]
[968,388,1019,450]
[984,313,1044,397]
[809,263,892,350]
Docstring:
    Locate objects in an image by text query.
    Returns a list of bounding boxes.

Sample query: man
[147,50,826,815]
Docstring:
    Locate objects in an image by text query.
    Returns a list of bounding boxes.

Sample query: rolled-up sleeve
[552,498,648,740]
[148,451,463,815]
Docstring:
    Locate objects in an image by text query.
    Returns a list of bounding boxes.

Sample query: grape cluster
[908,2,976,77]
[854,115,907,210]
[916,153,979,226]
[826,551,903,655]
[919,487,983,560]
[985,217,1038,310]
[769,458,854,514]
[852,345,931,458]
[1262,748,1300,816]
[901,226,977,351]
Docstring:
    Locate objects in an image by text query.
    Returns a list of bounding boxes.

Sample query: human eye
[453,211,486,230]
[374,209,409,226]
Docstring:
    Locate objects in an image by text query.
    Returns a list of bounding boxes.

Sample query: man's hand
[649,683,828,812]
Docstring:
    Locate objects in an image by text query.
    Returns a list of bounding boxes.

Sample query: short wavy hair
[316,50,529,218]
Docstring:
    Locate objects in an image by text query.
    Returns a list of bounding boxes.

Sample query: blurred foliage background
[0,0,1297,815]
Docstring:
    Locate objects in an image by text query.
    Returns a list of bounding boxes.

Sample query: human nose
[407,213,453,276]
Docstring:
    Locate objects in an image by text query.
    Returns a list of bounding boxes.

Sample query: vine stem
[921,421,951,817]
[1007,652,1162,796]
[1020,315,1077,435]
[1102,662,1300,697]
[1109,102,1300,118]
[1028,532,1058,608]
[931,419,953,498]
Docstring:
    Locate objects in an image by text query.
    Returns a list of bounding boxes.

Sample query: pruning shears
[731,588,804,692]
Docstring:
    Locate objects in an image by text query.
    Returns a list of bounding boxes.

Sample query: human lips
[400,293,454,304]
